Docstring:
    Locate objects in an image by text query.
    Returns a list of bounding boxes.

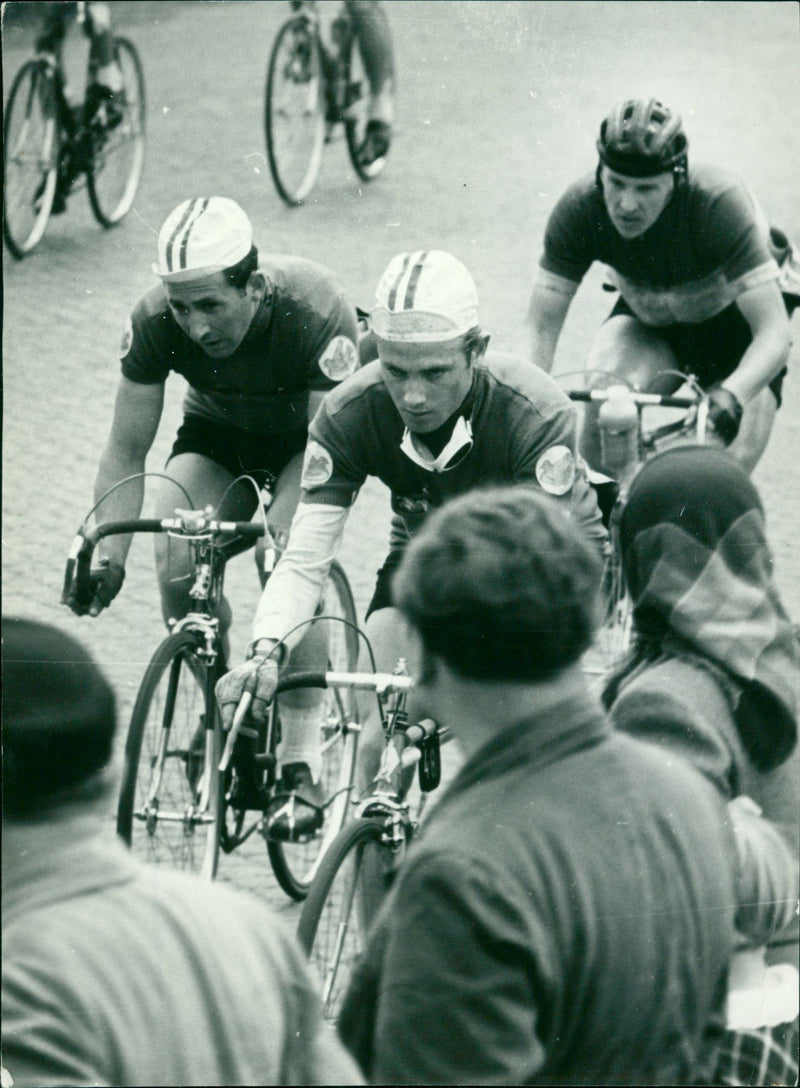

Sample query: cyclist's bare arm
[725,280,791,404]
[527,276,574,374]
[93,377,165,567]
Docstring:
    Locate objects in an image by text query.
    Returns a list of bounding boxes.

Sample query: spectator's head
[2,618,117,817]
[154,197,264,359]
[392,486,602,683]
[371,251,489,440]
[596,98,688,238]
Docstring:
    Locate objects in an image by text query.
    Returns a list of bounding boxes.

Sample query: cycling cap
[597,98,688,178]
[154,197,253,281]
[372,250,479,342]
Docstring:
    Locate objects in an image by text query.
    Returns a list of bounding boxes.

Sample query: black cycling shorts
[610,297,787,407]
[365,549,405,620]
[168,415,308,482]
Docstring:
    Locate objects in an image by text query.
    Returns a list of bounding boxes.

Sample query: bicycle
[61,479,360,898]
[559,371,710,674]
[294,664,450,1023]
[3,5,145,259]
[265,0,392,206]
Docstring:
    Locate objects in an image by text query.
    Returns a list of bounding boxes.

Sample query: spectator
[1,617,362,1088]
[336,486,738,1085]
[603,446,799,1086]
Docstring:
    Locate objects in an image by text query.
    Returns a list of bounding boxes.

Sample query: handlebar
[62,512,265,609]
[566,387,700,409]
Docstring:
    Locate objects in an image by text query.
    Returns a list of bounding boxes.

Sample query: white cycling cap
[153,197,253,281]
[371,250,479,342]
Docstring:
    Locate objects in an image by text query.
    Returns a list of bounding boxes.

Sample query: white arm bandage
[252,503,350,652]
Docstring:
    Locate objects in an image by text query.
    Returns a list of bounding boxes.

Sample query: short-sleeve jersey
[119,256,359,434]
[539,165,778,326]
[300,354,605,541]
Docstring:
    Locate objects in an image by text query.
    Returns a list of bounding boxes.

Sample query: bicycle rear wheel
[267,561,361,898]
[344,32,391,182]
[87,37,145,227]
[3,61,58,259]
[117,628,223,879]
[265,14,326,206]
[297,817,400,1022]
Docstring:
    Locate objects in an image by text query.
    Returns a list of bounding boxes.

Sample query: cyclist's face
[378,338,474,433]
[600,167,674,238]
[165,273,264,358]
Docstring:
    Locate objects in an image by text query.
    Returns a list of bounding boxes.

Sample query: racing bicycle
[62,477,359,898]
[3,5,145,259]
[295,664,450,1023]
[265,0,391,205]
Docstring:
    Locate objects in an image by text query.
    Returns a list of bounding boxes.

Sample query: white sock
[278,705,323,783]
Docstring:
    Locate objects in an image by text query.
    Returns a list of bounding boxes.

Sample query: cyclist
[527,97,796,475]
[35,1,124,214]
[216,249,606,839]
[65,196,359,802]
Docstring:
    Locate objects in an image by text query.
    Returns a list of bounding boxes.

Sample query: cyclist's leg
[85,3,123,91]
[345,0,395,160]
[36,3,70,55]
[581,314,675,472]
[153,452,257,638]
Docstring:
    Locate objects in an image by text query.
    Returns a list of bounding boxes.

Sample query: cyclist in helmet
[216,250,605,842]
[527,97,797,474]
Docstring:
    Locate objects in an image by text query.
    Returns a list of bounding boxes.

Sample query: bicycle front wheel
[3,61,58,259]
[267,562,361,898]
[117,629,223,879]
[297,817,400,1022]
[87,37,145,227]
[265,14,326,206]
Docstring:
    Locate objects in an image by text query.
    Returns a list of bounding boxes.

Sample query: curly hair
[392,486,602,682]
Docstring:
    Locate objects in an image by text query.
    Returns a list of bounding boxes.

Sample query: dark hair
[2,618,117,816]
[392,486,602,682]
[222,244,259,291]
[462,326,489,363]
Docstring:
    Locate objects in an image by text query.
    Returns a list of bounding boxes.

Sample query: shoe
[357,119,391,168]
[84,82,124,133]
[266,762,325,841]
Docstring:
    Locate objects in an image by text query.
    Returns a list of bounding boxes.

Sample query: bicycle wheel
[265,15,326,206]
[3,61,58,259]
[344,32,391,182]
[267,562,361,898]
[117,628,223,879]
[87,37,145,227]
[297,817,400,1022]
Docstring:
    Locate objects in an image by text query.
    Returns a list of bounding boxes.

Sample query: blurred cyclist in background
[527,97,799,475]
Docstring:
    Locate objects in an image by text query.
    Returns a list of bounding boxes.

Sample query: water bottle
[598,386,638,480]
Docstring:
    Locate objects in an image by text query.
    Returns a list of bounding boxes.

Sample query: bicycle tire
[344,31,391,182]
[267,560,361,898]
[265,14,326,206]
[87,37,146,227]
[3,60,59,259]
[297,816,401,1022]
[117,628,224,879]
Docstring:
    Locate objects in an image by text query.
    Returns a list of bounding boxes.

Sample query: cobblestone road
[3,2,799,925]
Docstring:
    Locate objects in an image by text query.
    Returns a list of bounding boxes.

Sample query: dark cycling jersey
[539,164,778,326]
[120,256,359,435]
[300,354,605,542]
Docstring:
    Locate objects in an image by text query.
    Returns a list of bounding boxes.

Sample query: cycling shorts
[365,549,404,619]
[168,416,308,483]
[610,297,787,407]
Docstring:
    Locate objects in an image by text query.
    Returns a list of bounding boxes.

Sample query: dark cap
[2,618,117,815]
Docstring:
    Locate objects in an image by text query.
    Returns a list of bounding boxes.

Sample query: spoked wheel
[267,562,361,899]
[344,32,391,182]
[297,817,399,1022]
[265,14,326,206]
[87,37,146,227]
[117,629,223,880]
[3,61,59,259]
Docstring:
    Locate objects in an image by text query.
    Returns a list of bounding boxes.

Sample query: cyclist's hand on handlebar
[66,559,125,617]
[215,656,279,730]
[707,384,743,446]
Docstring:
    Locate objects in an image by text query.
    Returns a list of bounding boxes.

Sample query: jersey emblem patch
[318,336,358,382]
[301,440,334,489]
[536,445,575,495]
[119,316,134,358]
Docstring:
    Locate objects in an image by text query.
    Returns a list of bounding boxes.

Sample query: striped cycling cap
[372,250,479,342]
[153,197,253,282]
